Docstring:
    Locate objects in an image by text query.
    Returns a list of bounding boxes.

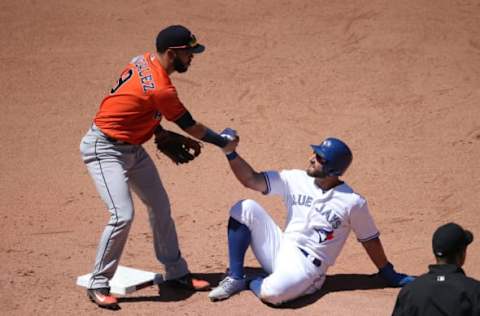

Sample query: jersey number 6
[110,69,133,94]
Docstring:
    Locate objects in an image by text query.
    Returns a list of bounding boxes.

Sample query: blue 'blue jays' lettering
[315,208,342,229]
[290,194,313,207]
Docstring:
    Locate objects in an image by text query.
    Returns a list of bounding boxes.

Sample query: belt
[105,135,129,144]
[91,124,130,145]
[299,247,322,267]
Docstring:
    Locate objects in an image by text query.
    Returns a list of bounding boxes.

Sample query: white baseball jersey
[264,169,379,267]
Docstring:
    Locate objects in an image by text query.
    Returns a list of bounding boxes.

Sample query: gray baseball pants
[80,124,189,290]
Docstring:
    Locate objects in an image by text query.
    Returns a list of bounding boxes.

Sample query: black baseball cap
[432,222,473,257]
[155,25,205,54]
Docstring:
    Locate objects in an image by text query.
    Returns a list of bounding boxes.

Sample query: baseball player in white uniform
[208,135,414,305]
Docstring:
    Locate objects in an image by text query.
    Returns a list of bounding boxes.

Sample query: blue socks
[227,217,251,279]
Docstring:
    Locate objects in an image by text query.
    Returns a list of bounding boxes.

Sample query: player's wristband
[201,128,229,148]
[226,151,238,161]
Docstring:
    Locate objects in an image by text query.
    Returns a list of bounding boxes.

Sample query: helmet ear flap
[323,165,340,177]
[320,159,334,176]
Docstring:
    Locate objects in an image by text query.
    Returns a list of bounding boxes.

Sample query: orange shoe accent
[189,277,211,291]
[87,288,119,308]
[165,274,211,291]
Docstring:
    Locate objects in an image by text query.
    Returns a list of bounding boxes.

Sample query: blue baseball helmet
[310,138,352,176]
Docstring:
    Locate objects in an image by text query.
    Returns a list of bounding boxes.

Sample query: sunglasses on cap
[168,34,199,50]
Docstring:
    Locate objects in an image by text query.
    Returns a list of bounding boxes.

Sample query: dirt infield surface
[1,0,479,315]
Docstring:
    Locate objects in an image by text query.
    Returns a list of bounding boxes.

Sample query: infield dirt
[1,0,479,315]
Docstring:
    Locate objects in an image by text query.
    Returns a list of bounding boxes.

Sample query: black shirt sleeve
[174,111,196,130]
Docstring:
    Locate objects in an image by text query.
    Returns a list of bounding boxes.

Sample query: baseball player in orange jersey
[80,25,236,309]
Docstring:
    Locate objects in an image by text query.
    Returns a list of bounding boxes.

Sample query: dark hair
[436,245,466,264]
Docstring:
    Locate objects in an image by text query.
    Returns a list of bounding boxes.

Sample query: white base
[76,265,164,295]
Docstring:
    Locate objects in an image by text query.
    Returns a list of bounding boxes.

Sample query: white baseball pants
[230,199,327,305]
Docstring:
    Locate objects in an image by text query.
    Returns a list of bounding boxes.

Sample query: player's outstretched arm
[361,237,388,268]
[362,238,415,287]
[173,110,237,150]
[182,121,209,139]
[216,130,267,193]
[181,120,266,191]
[226,152,268,193]
[185,122,230,145]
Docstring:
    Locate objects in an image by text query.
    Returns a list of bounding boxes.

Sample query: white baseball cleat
[208,276,247,301]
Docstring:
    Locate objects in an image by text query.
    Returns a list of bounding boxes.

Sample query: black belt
[104,134,130,145]
[91,124,130,145]
[299,248,322,267]
[105,136,124,143]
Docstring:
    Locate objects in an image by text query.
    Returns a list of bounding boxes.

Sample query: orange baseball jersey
[94,52,187,144]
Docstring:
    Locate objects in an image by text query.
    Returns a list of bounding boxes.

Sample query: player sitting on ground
[208,134,414,305]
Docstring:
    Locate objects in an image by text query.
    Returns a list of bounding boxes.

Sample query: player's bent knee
[229,201,245,224]
[258,278,299,306]
[229,199,261,224]
[258,288,286,306]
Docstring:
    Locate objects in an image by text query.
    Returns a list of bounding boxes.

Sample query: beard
[306,166,328,179]
[173,56,189,73]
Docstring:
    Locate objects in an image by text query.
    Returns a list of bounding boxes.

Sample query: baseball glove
[154,129,202,165]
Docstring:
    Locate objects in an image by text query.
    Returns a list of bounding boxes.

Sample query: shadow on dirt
[280,273,393,309]
[241,267,393,309]
[117,272,226,304]
[117,269,393,309]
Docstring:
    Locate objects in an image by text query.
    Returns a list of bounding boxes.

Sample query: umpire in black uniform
[392,222,480,316]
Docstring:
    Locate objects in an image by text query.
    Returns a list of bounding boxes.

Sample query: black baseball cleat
[87,288,120,310]
[163,273,211,291]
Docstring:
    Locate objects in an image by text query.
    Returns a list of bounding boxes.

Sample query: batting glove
[378,262,415,287]
[220,128,238,155]
[220,128,237,141]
